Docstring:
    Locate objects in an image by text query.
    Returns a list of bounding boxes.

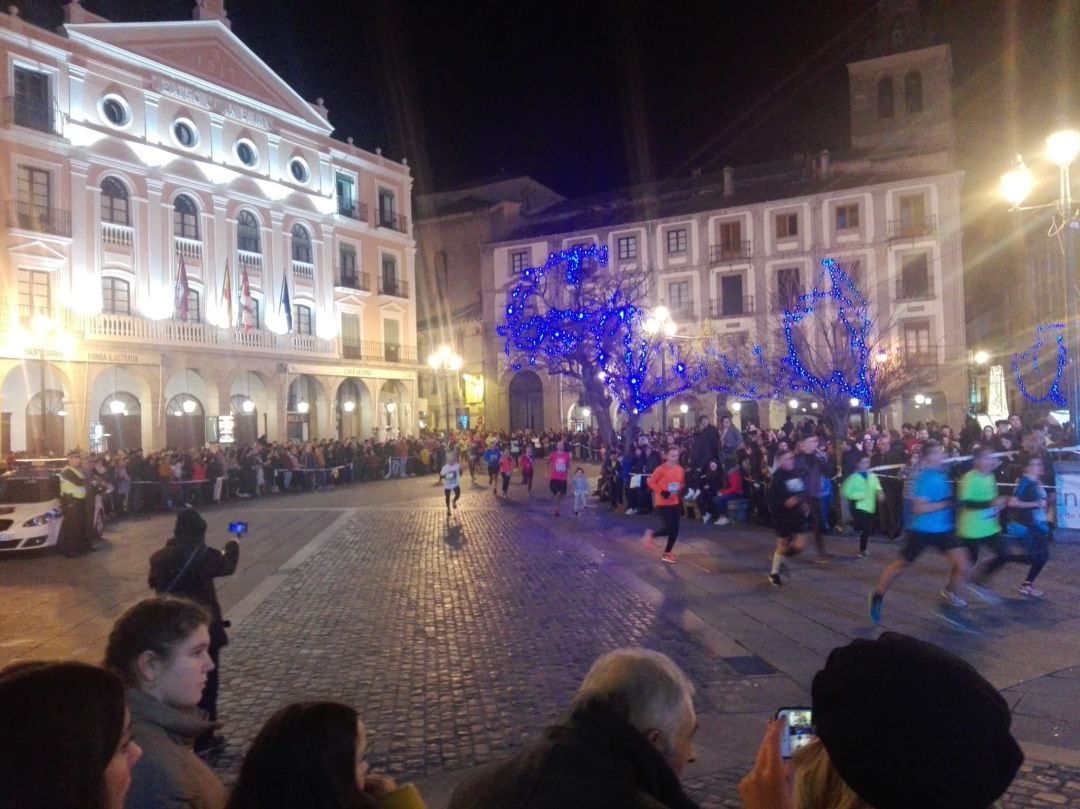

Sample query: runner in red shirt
[498,451,517,499]
[547,440,573,517]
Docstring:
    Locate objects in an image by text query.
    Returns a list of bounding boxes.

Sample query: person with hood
[149,508,238,751]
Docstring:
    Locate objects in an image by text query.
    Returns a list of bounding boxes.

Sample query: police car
[0,467,64,553]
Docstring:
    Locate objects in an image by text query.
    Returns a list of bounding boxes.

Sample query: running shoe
[661,552,677,563]
[868,591,883,624]
[643,529,656,548]
[625,508,637,515]
[768,573,783,587]
[453,501,458,510]
[858,550,871,558]
[940,589,968,608]
[965,583,1002,605]
[1019,582,1045,598]
[702,514,713,524]
[714,516,730,526]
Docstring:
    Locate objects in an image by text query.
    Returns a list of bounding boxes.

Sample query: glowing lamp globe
[1047,129,1080,168]
[182,399,197,414]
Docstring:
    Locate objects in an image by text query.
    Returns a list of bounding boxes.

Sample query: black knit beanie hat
[812,632,1023,809]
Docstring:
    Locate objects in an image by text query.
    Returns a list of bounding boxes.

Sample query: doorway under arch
[165,394,205,449]
[509,370,544,432]
[99,392,142,452]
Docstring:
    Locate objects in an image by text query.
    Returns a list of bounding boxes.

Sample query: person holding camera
[148,508,239,752]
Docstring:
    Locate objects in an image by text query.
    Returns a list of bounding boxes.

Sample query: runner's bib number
[555,459,567,473]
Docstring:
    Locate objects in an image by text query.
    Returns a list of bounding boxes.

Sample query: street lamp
[1000,128,1080,428]
[968,350,989,415]
[427,343,462,435]
[643,306,677,430]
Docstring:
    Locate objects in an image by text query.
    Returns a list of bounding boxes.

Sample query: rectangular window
[719,221,741,249]
[17,165,51,211]
[340,312,361,358]
[378,188,396,226]
[250,298,261,329]
[776,267,801,311]
[186,289,201,323]
[17,269,50,318]
[335,174,356,217]
[666,228,688,255]
[101,277,131,316]
[339,246,358,287]
[617,235,638,261]
[456,331,466,353]
[899,253,930,299]
[384,319,401,362]
[510,249,530,274]
[840,259,863,289]
[776,213,798,239]
[13,67,52,133]
[899,194,926,229]
[293,304,313,336]
[836,204,860,230]
[381,255,397,295]
[668,280,690,307]
[720,274,745,316]
[904,322,932,363]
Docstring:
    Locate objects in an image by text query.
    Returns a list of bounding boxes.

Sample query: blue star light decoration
[498,244,706,414]
[1013,324,1068,406]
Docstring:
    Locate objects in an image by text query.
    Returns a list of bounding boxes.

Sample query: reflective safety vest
[59,465,87,499]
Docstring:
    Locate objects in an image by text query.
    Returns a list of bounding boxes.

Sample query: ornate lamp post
[643,306,677,432]
[427,344,463,435]
[1001,128,1080,427]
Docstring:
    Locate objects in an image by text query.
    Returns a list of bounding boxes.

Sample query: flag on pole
[174,253,190,321]
[220,259,233,328]
[279,273,292,333]
[240,265,255,330]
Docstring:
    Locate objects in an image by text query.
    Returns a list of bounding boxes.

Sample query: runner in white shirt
[440,452,463,516]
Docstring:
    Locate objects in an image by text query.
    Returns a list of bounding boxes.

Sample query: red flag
[240,265,254,330]
[220,259,233,328]
[174,253,190,321]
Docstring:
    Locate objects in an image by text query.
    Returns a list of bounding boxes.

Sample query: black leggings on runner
[979,528,1050,583]
[854,510,873,552]
[444,487,461,508]
[654,505,681,553]
[501,473,511,495]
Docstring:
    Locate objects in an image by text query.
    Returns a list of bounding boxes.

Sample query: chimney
[193,0,230,28]
[818,149,830,177]
[722,166,734,197]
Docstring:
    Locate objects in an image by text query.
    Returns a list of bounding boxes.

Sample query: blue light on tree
[1013,324,1068,406]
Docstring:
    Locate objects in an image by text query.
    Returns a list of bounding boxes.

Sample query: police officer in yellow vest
[58,451,89,557]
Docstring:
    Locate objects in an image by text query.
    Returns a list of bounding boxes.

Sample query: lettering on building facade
[151,76,272,130]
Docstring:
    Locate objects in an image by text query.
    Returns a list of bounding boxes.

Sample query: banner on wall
[1056,470,1080,530]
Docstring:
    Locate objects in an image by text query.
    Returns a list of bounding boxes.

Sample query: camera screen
[229,521,248,535]
[776,708,814,759]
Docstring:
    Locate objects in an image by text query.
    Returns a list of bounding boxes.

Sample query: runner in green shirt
[957,447,1010,603]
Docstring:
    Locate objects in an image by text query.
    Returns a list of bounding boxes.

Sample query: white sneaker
[714,516,730,526]
[702,514,713,524]
[940,589,968,608]
[625,508,637,515]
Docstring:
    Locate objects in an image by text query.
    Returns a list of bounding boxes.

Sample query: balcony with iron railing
[337,201,369,223]
[378,276,410,298]
[376,210,408,233]
[894,278,935,302]
[709,296,755,318]
[338,340,418,364]
[887,215,937,240]
[709,241,751,264]
[101,221,134,247]
[5,201,71,237]
[1,96,61,135]
[901,346,939,367]
[335,267,371,292]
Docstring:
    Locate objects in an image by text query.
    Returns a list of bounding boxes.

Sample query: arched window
[904,71,923,114]
[102,277,131,315]
[291,223,312,263]
[100,177,130,225]
[293,303,313,335]
[237,210,260,253]
[173,195,199,239]
[877,77,894,119]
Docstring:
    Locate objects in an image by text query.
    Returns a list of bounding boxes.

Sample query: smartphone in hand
[775,707,814,759]
[229,521,248,536]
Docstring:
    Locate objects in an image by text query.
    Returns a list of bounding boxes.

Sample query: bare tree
[499,246,706,447]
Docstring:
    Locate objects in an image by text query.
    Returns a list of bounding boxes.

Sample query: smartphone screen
[775,707,814,759]
[229,521,248,535]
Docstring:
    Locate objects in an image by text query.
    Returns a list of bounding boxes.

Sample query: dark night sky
[22,0,1080,198]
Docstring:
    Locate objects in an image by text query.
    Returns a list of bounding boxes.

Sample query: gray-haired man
[448,648,700,808]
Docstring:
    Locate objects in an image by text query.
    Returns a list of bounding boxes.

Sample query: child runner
[572,467,589,515]
[520,447,535,497]
[498,451,516,499]
[974,456,1051,597]
[643,447,686,563]
[547,440,572,516]
[440,452,462,515]
[869,441,971,624]
[840,454,885,557]
[468,437,482,482]
[483,443,502,494]
[767,449,810,586]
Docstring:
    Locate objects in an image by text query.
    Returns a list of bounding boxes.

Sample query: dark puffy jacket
[149,537,239,629]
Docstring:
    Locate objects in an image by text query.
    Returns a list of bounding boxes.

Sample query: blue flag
[280,273,292,332]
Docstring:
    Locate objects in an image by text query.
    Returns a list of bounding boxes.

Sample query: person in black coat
[148,508,239,749]
[448,648,701,809]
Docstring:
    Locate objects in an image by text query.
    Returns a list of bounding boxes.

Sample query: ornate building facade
[0,2,418,453]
